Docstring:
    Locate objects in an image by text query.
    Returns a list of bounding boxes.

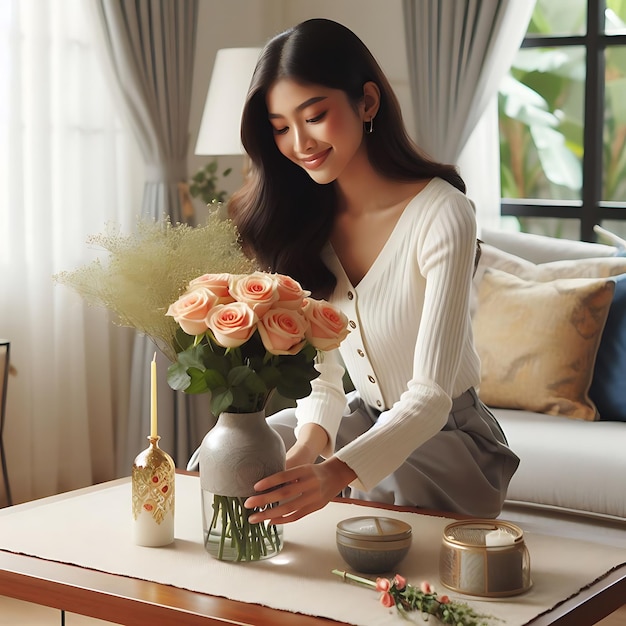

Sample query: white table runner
[0,474,624,626]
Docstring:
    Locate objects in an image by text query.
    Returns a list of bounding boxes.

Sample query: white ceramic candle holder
[131,436,175,547]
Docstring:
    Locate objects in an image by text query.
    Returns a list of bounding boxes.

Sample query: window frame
[500,0,626,241]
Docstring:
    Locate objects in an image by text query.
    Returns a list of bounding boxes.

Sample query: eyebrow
[268,96,328,119]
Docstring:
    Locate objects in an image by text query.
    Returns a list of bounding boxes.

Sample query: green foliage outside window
[499,0,626,211]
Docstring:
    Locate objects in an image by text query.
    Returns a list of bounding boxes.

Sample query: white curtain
[402,0,535,230]
[0,0,144,504]
[457,98,504,232]
[89,0,206,476]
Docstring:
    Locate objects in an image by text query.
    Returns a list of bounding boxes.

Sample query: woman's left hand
[244,457,356,524]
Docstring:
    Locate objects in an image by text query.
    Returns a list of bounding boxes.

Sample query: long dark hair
[229,18,465,298]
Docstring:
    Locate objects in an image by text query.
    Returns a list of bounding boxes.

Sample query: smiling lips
[300,148,331,170]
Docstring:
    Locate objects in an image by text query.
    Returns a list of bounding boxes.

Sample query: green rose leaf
[276,365,316,400]
[203,350,231,377]
[204,368,228,389]
[211,388,234,416]
[178,343,207,371]
[185,367,210,394]
[300,343,317,363]
[259,365,282,388]
[227,365,253,387]
[166,361,191,391]
[279,359,319,383]
[277,377,313,400]
[243,370,268,395]
[229,385,259,411]
[226,365,267,395]
[174,327,196,352]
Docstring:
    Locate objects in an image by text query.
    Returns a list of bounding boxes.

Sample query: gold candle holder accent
[132,436,175,547]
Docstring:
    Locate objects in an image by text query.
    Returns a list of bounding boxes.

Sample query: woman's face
[266,78,367,185]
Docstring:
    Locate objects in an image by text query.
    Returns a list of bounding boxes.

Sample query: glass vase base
[201,490,283,562]
[203,527,283,561]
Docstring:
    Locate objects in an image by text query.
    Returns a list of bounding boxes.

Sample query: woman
[229,18,519,524]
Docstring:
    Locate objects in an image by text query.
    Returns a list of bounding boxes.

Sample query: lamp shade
[195,47,262,156]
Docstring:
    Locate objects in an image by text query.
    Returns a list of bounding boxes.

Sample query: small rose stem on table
[332,569,378,588]
[331,569,498,626]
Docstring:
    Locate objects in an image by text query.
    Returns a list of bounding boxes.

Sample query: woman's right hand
[245,456,356,525]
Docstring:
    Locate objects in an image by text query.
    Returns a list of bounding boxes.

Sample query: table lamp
[195,47,262,157]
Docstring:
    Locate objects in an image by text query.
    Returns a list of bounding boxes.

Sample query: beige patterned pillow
[473,269,615,421]
[471,245,626,318]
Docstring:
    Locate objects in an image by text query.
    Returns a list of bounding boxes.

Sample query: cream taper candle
[151,352,157,439]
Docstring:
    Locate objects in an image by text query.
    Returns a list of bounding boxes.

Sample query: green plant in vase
[189,159,232,205]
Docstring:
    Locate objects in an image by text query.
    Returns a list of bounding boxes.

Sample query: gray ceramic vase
[198,410,286,497]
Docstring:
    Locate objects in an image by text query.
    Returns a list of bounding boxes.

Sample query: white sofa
[474,228,626,525]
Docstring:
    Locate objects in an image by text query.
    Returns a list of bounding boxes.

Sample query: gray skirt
[267,388,520,518]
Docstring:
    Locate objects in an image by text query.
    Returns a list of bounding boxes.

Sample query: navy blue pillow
[589,273,626,421]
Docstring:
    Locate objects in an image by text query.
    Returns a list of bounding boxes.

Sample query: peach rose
[258,307,308,355]
[187,273,234,304]
[274,273,310,309]
[166,287,218,336]
[393,575,407,591]
[229,272,278,317]
[380,592,395,608]
[206,302,257,348]
[302,298,349,350]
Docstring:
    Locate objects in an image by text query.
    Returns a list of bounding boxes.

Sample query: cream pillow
[473,269,615,421]
[472,244,626,317]
[522,256,626,281]
[476,243,626,282]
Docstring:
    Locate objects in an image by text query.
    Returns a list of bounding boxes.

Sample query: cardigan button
[357,349,365,357]
[376,400,382,408]
[347,291,354,300]
[349,320,357,329]
[368,375,376,384]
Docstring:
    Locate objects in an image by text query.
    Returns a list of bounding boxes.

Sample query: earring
[365,118,374,134]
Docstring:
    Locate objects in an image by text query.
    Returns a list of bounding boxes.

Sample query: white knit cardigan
[295,177,481,491]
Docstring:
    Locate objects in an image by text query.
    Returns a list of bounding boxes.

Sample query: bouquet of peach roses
[166,271,350,561]
[166,270,350,415]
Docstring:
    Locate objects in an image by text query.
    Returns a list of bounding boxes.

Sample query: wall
[188,0,411,205]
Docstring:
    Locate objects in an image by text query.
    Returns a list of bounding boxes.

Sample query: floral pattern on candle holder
[132,438,175,525]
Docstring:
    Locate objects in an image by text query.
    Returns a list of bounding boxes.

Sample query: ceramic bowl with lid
[336,516,413,574]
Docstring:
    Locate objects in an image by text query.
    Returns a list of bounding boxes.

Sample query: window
[499,0,626,241]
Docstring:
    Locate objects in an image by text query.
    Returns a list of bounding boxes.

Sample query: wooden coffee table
[0,475,624,626]
[0,551,624,625]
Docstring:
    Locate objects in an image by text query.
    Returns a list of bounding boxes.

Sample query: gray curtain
[91,0,209,474]
[402,0,535,163]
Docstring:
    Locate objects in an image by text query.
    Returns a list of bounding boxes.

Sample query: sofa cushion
[472,244,626,317]
[480,228,616,263]
[473,269,615,420]
[589,273,626,421]
[495,408,626,520]
[476,243,626,283]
